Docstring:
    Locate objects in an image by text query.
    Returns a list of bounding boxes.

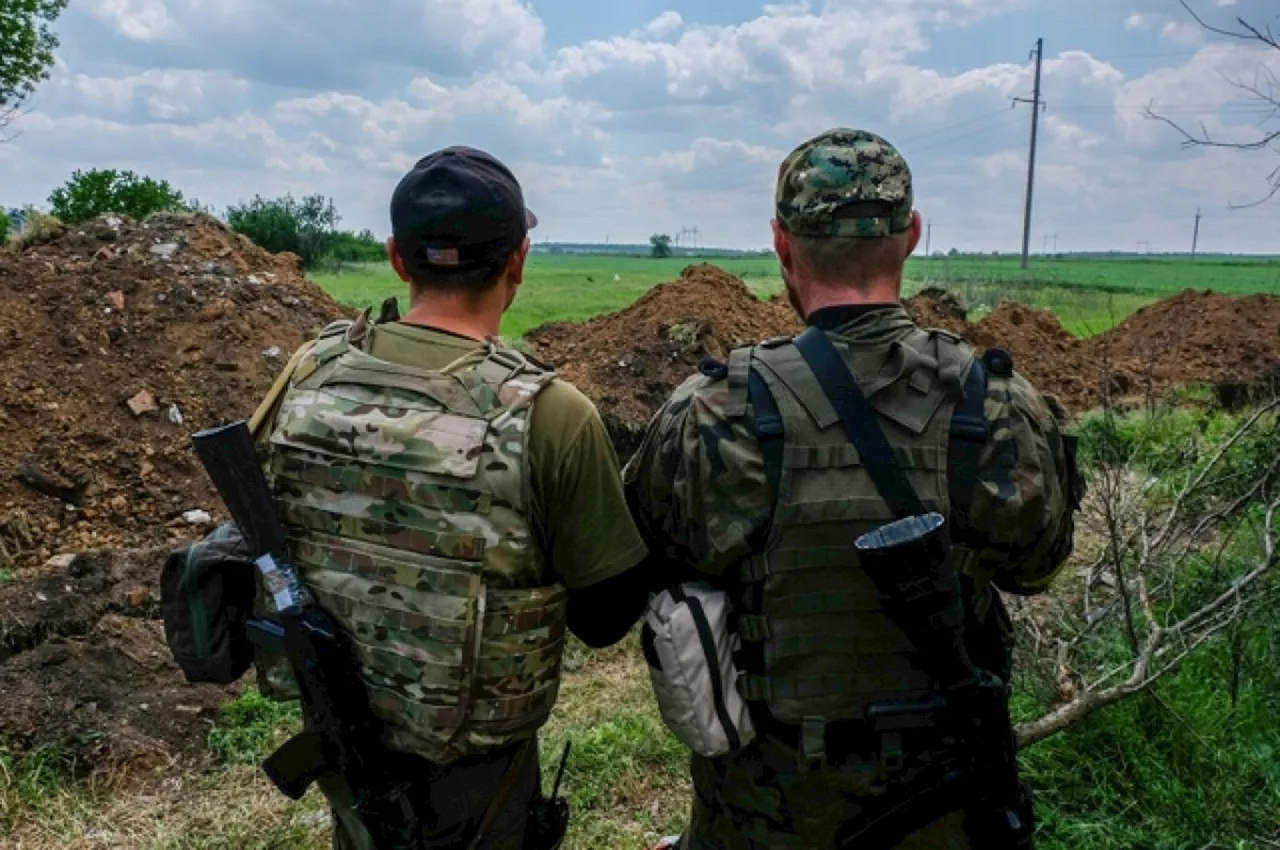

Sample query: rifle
[191,420,423,850]
[835,512,1034,850]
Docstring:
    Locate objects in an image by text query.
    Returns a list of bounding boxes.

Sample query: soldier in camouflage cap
[624,128,1084,849]
[775,128,915,239]
[243,146,652,849]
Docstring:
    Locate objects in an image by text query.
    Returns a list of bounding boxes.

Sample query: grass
[311,252,1278,343]
[6,621,1278,849]
[3,255,1278,846]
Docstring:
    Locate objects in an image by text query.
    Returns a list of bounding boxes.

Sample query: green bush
[226,193,339,269]
[327,229,386,264]
[0,209,9,245]
[47,168,189,224]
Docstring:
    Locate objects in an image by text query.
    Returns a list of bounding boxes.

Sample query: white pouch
[642,582,756,758]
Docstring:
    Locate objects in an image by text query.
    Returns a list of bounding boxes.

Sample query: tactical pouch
[159,521,259,685]
[642,582,755,758]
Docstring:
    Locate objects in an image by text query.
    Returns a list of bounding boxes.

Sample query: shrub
[10,206,65,251]
[0,209,9,245]
[47,168,188,224]
[225,193,339,269]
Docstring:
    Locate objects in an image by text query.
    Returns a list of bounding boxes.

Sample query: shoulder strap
[792,326,925,519]
[747,362,784,550]
[948,357,989,534]
[744,329,991,545]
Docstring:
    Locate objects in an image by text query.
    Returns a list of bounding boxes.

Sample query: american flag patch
[426,247,461,265]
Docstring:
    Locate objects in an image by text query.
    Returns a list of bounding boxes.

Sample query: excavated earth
[1,244,1277,777]
[528,265,1280,455]
[0,212,351,770]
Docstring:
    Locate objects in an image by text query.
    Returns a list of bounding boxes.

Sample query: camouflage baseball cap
[775,128,914,238]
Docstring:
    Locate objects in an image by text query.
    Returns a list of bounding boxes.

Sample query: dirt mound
[0,546,239,770]
[967,302,1106,415]
[0,211,353,570]
[526,264,804,457]
[907,286,970,338]
[524,267,1100,455]
[1086,289,1280,408]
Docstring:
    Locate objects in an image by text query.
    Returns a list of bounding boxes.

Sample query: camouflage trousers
[316,738,541,850]
[676,734,973,850]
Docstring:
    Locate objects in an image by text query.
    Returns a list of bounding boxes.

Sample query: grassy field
[3,254,1278,848]
[312,253,1278,340]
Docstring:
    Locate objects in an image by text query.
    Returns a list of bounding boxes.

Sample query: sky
[2,0,1279,254]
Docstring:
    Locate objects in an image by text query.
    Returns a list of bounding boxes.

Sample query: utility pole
[1014,38,1044,271]
[926,220,932,256]
[1191,208,1202,259]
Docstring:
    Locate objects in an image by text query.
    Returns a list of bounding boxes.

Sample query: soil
[528,269,1280,450]
[0,213,346,771]
[0,547,239,770]
[1086,289,1280,409]
[526,264,804,458]
[0,212,354,571]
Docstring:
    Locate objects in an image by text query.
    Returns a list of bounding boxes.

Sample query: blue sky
[3,0,1279,253]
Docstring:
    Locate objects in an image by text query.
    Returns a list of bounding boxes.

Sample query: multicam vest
[723,317,992,760]
[255,317,568,765]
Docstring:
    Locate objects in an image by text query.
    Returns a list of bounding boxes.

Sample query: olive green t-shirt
[252,321,647,590]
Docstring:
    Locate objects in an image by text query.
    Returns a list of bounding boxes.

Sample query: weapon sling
[788,327,1030,850]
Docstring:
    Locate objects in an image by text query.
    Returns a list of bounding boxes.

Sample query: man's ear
[387,236,412,283]
[507,237,531,287]
[904,211,923,258]
[772,219,793,272]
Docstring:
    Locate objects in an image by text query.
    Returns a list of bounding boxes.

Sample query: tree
[1012,397,1280,748]
[327,228,387,265]
[650,233,673,258]
[1145,1,1279,206]
[225,193,340,268]
[48,168,190,224]
[1,0,69,136]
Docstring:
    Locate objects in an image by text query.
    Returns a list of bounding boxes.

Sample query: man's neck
[802,276,902,318]
[401,292,502,340]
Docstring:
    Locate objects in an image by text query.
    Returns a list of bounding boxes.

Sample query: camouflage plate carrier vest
[256,317,568,765]
[723,315,992,762]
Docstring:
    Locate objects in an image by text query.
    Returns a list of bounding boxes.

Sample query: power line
[906,114,1024,153]
[896,108,1015,145]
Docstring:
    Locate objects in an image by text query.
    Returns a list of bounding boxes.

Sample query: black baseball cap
[390,146,537,277]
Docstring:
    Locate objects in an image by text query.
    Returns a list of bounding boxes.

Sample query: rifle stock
[191,420,422,849]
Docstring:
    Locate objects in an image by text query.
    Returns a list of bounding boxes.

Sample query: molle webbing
[728,324,988,739]
[259,329,566,764]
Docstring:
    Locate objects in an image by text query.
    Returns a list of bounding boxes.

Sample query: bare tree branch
[1144,2,1280,208]
[1015,398,1280,749]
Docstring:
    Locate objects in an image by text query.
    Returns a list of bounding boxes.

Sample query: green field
[312,253,1279,340]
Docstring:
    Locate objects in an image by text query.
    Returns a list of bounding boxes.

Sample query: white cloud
[3,0,1279,255]
[642,11,684,38]
[1161,20,1206,46]
[75,0,546,88]
[1125,13,1152,31]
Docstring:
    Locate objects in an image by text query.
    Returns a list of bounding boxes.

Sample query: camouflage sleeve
[621,371,772,579]
[964,369,1084,596]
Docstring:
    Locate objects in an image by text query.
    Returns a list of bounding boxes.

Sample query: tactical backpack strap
[947,354,989,536]
[791,327,925,520]
[746,362,784,551]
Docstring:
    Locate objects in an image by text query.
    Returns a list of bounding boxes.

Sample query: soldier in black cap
[245,146,652,849]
